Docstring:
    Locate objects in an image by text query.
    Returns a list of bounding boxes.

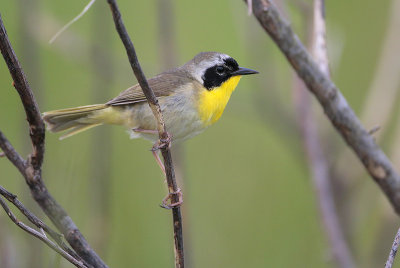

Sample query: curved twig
[0,186,87,268]
[49,0,96,44]
[245,0,400,214]
[0,13,108,268]
[106,1,184,267]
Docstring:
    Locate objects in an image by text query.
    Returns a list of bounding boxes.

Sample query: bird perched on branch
[43,52,258,205]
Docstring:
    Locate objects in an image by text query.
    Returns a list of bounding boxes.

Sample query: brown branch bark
[106,1,184,267]
[245,0,400,214]
[0,13,108,268]
[0,186,86,268]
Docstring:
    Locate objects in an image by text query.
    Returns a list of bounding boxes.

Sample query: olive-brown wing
[106,71,193,106]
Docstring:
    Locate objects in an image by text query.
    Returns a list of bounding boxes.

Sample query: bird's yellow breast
[197,76,241,126]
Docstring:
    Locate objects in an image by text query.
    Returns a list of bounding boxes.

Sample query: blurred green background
[1,0,399,267]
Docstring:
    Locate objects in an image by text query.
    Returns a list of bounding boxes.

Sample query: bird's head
[184,52,258,90]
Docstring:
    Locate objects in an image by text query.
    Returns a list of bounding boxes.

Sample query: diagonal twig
[0,13,108,268]
[385,227,400,268]
[309,1,354,267]
[0,132,27,175]
[0,184,81,261]
[49,0,96,44]
[245,0,400,215]
[106,1,184,267]
[0,19,44,173]
[0,186,87,268]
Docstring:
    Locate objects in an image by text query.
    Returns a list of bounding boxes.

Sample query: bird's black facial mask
[202,57,239,90]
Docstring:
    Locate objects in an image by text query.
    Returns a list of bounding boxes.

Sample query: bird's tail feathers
[43,104,108,140]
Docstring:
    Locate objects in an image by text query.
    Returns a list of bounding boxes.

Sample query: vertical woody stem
[106,1,184,267]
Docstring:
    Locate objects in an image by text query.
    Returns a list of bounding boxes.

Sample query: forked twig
[0,186,87,268]
[0,13,108,268]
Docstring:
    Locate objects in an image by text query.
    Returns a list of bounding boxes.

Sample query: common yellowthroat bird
[43,52,258,177]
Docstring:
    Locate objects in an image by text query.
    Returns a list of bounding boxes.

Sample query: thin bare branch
[311,0,329,77]
[0,184,82,261]
[303,1,354,267]
[293,2,354,267]
[49,0,96,44]
[0,13,108,268]
[0,132,27,175]
[245,0,400,214]
[0,187,87,268]
[385,227,400,268]
[0,18,44,172]
[106,1,184,267]
[295,79,354,268]
[247,0,253,15]
[0,130,107,268]
[157,0,191,264]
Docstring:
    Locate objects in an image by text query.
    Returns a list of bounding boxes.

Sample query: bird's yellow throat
[198,75,241,126]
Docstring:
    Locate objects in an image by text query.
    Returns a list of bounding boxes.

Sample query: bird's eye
[216,66,225,75]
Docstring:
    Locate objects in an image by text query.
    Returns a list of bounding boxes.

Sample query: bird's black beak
[231,67,259,76]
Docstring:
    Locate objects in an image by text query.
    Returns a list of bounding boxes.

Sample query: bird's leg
[160,188,183,209]
[132,128,158,135]
[132,128,172,150]
[132,128,167,175]
[151,149,166,176]
[150,133,172,176]
[135,128,179,207]
[150,132,182,209]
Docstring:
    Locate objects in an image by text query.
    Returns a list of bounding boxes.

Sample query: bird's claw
[151,132,172,151]
[160,188,183,209]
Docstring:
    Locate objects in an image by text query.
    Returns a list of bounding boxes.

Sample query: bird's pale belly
[118,93,206,143]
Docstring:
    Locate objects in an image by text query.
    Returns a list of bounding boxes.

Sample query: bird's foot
[151,132,172,151]
[160,188,183,209]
